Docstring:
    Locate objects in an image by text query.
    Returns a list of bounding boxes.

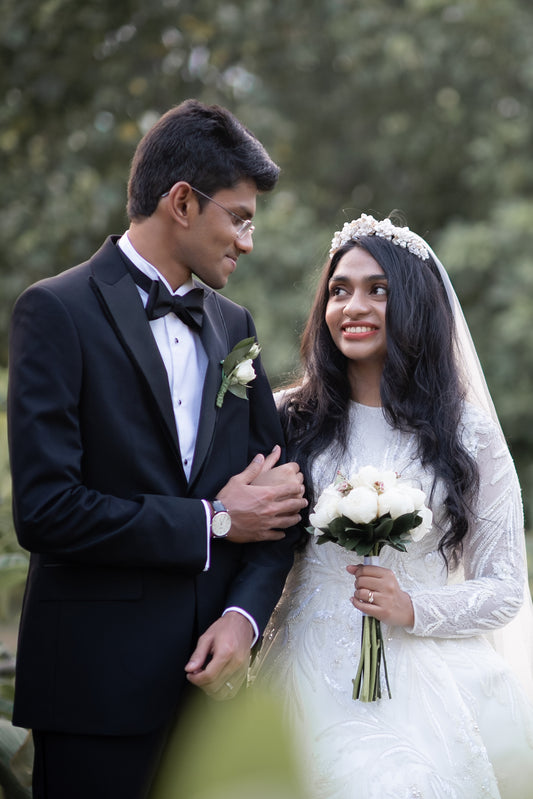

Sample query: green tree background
[1,0,533,580]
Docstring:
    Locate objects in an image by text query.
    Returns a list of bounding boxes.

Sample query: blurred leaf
[150,689,306,799]
[0,722,31,798]
[0,556,28,623]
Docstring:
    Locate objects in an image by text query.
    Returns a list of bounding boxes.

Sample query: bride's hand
[347,563,414,628]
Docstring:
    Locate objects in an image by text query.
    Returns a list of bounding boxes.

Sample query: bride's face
[325,247,388,367]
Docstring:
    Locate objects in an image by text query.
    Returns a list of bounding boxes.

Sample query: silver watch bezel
[211,500,231,538]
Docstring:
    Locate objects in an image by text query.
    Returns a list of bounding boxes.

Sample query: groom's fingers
[194,657,249,701]
[185,615,253,696]
[235,452,268,486]
[184,637,212,676]
[258,444,282,473]
[252,461,305,492]
[216,451,307,542]
[227,444,282,488]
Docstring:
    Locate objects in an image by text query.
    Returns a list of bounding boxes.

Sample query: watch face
[212,511,231,537]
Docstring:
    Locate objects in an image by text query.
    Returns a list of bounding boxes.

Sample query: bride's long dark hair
[279,236,479,565]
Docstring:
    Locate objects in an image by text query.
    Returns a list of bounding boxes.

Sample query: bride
[252,215,533,799]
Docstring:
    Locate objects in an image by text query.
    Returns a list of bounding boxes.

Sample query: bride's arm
[408,417,526,638]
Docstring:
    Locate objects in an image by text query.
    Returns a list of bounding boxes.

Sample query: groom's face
[186,179,257,290]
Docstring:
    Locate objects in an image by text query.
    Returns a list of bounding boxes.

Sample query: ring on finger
[367,590,375,604]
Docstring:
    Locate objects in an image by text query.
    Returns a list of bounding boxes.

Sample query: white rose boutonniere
[216,337,261,408]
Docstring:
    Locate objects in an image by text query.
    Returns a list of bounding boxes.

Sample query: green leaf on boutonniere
[221,336,256,373]
[226,382,248,400]
[215,337,261,409]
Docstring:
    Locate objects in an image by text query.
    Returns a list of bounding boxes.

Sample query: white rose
[410,505,433,541]
[377,488,415,519]
[232,359,256,385]
[248,343,261,359]
[309,485,341,530]
[350,465,381,489]
[404,486,426,510]
[338,486,379,524]
[351,466,397,492]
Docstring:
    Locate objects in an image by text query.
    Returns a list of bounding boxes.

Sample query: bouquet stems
[352,552,391,702]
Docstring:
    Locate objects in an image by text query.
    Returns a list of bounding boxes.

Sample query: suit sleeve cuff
[222,607,259,647]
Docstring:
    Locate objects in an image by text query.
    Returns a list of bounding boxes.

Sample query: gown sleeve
[409,414,527,638]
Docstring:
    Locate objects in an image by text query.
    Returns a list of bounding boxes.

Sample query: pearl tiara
[329,214,430,261]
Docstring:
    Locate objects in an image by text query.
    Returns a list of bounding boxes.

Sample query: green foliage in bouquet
[313,510,424,556]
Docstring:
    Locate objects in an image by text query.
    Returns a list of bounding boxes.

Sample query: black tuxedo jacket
[8,236,295,735]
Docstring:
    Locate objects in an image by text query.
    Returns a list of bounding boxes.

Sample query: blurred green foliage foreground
[150,690,307,799]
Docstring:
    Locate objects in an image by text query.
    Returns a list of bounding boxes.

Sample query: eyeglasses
[160,185,255,240]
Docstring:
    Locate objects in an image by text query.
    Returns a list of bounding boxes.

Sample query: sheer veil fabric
[428,244,533,703]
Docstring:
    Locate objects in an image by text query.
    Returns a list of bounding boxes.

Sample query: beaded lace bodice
[304,401,525,640]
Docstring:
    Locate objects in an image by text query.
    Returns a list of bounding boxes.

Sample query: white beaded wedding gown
[253,401,533,799]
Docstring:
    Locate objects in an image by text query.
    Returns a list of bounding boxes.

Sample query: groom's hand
[216,445,307,543]
[251,444,304,488]
[184,611,253,700]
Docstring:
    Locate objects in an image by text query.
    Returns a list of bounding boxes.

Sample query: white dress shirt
[118,233,258,643]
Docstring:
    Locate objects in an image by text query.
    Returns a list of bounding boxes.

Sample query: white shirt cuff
[222,607,259,647]
[201,499,211,572]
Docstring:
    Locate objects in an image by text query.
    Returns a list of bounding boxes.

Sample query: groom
[7,99,306,798]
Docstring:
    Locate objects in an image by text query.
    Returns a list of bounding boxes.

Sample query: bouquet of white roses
[308,465,432,702]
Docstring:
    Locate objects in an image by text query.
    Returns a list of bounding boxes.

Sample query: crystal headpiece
[329,214,430,261]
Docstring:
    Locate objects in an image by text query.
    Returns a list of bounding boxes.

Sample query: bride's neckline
[350,400,383,410]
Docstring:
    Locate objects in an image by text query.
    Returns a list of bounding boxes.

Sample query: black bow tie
[127,262,204,331]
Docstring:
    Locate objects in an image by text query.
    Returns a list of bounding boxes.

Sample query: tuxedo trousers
[32,723,172,799]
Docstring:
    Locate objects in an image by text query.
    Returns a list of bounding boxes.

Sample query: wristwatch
[210,499,231,539]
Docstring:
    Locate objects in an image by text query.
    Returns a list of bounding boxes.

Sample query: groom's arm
[186,339,304,698]
[186,448,305,699]
[8,286,304,571]
[219,350,304,633]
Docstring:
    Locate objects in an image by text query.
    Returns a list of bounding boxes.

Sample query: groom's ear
[164,182,197,229]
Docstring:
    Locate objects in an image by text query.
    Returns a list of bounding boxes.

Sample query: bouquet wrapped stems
[352,554,391,702]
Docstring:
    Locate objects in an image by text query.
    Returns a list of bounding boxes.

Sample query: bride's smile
[325,246,388,368]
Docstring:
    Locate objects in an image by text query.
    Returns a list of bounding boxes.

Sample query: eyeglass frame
[160,184,255,240]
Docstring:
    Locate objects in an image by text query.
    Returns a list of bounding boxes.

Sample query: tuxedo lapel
[88,240,184,476]
[188,290,228,488]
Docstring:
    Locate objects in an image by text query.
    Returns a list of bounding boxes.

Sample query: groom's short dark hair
[127,99,280,220]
